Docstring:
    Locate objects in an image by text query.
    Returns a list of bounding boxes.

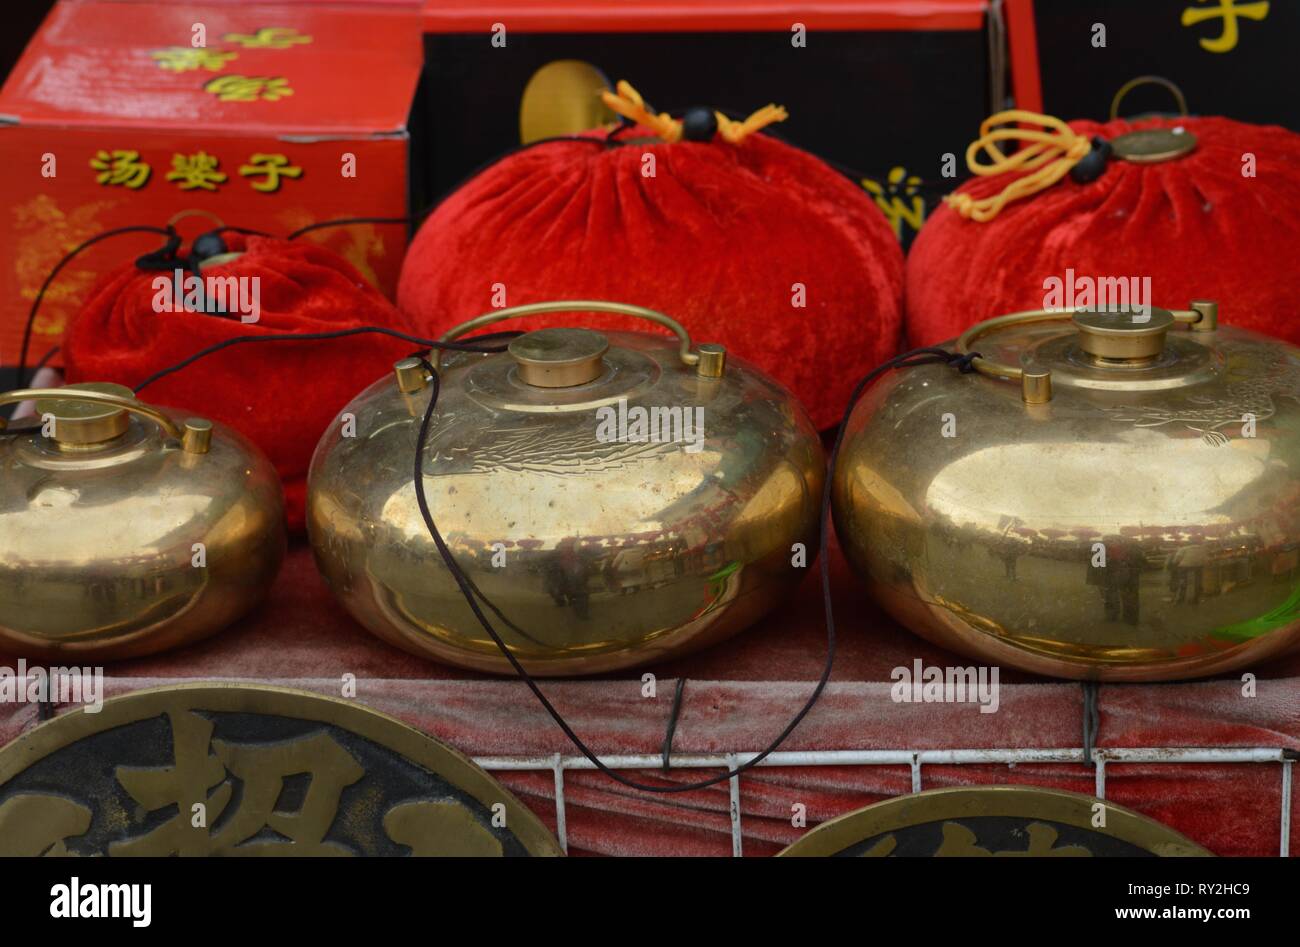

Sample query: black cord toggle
[950,351,981,374]
[1069,135,1113,184]
[132,227,183,272]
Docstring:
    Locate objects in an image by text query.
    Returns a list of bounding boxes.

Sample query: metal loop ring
[437,300,701,370]
[0,388,210,453]
[1110,76,1189,122]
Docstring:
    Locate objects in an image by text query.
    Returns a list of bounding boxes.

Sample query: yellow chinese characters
[862,166,927,241]
[90,149,299,192]
[1181,0,1269,53]
[240,153,304,193]
[89,150,151,189]
[150,47,237,72]
[204,75,294,103]
[223,27,313,49]
[166,151,228,191]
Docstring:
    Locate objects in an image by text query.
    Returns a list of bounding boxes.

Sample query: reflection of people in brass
[1272,543,1300,584]
[994,531,1019,580]
[1168,544,1207,605]
[542,538,591,620]
[1089,541,1140,625]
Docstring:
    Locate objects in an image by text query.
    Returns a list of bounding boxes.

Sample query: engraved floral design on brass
[1101,344,1300,445]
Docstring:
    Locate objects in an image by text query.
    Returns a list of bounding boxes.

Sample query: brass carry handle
[956,300,1218,404]
[1110,75,1189,121]
[0,388,212,453]
[437,300,726,377]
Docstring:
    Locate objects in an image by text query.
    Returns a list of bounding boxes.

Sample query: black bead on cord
[1069,136,1114,184]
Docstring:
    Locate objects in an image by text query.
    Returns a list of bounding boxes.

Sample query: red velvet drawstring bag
[906,112,1300,346]
[62,233,416,531]
[397,82,904,430]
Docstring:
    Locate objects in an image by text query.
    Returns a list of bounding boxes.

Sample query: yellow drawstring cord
[600,81,683,142]
[716,103,789,143]
[599,80,787,144]
[944,110,1092,222]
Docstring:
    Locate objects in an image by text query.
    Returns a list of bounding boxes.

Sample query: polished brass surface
[182,418,213,454]
[309,319,823,676]
[393,357,430,394]
[777,787,1211,857]
[697,343,728,379]
[835,301,1300,680]
[958,303,1216,402]
[1073,306,1174,361]
[33,382,133,446]
[1110,128,1198,164]
[197,250,245,269]
[508,328,609,387]
[0,684,563,856]
[518,59,615,145]
[1190,299,1219,332]
[0,387,285,660]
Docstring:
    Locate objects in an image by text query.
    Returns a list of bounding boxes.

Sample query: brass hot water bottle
[833,301,1300,681]
[0,383,285,660]
[308,301,824,676]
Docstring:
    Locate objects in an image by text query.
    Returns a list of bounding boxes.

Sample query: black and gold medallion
[778,787,1212,857]
[0,684,562,857]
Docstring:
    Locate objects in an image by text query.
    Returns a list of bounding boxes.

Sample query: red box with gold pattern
[0,0,424,377]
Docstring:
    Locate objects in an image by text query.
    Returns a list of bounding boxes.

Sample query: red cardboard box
[0,0,423,373]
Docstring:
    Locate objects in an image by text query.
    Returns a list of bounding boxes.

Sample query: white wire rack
[475,747,1296,857]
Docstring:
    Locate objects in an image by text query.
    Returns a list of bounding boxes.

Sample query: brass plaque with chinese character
[778,787,1212,857]
[0,684,562,857]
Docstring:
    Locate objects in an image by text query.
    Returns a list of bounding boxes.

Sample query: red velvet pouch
[397,125,903,430]
[63,233,415,531]
[906,115,1300,346]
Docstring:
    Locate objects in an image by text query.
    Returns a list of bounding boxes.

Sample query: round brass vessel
[307,301,824,676]
[834,301,1300,681]
[0,384,286,660]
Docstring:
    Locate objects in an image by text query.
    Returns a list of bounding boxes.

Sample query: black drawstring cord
[412,343,981,794]
[661,678,688,771]
[131,327,521,394]
[22,310,980,790]
[17,132,626,391]
[16,224,178,390]
[287,217,412,240]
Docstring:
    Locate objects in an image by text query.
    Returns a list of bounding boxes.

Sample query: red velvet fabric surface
[906,116,1300,346]
[397,129,904,430]
[62,234,415,531]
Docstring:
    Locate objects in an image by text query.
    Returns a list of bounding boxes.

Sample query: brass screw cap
[33,382,135,448]
[1073,306,1174,362]
[508,328,609,388]
[1110,128,1197,164]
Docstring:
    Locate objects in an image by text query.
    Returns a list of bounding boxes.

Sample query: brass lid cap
[1073,306,1174,361]
[1110,128,1197,164]
[508,328,609,387]
[33,382,135,447]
